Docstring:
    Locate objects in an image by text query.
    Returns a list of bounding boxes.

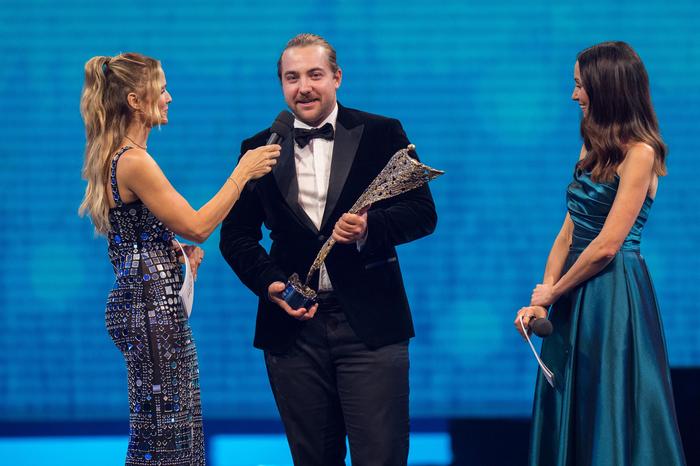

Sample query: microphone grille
[270,110,294,138]
[532,318,554,337]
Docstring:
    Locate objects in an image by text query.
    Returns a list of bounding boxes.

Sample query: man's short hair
[277,33,339,80]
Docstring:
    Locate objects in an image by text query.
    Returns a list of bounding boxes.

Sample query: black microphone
[528,318,553,338]
[266,110,295,145]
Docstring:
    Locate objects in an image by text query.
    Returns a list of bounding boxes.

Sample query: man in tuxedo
[220,33,437,466]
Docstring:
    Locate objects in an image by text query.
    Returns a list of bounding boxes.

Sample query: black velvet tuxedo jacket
[219,104,437,352]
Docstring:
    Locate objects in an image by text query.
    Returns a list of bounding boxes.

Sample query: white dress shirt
[294,104,338,291]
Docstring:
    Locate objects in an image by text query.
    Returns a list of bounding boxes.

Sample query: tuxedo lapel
[321,116,364,230]
[272,136,319,233]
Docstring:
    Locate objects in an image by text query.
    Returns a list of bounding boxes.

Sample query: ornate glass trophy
[281,144,444,309]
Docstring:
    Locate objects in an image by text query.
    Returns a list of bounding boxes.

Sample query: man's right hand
[268,281,318,321]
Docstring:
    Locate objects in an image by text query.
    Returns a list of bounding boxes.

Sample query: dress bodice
[106,146,178,280]
[567,167,653,252]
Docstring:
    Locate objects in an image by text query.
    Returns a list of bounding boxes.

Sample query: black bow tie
[293,123,335,148]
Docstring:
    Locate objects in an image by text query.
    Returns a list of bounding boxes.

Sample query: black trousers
[264,293,410,466]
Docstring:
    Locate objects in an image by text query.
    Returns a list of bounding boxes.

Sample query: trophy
[282,144,444,309]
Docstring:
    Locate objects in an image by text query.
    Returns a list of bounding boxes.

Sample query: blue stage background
[1,0,699,429]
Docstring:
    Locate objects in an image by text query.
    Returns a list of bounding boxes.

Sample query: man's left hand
[332,212,368,244]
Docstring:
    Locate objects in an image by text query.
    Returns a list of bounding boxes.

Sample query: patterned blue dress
[105,146,205,465]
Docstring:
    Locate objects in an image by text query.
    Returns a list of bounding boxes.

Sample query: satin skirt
[529,249,686,466]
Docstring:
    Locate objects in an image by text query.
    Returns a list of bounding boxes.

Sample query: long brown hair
[78,52,163,234]
[577,41,667,181]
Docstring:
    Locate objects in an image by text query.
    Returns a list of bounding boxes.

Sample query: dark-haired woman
[79,53,279,465]
[514,42,685,466]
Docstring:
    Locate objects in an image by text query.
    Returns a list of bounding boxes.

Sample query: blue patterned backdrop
[1,0,698,421]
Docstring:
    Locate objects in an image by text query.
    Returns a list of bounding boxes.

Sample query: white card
[520,316,555,387]
[175,240,194,318]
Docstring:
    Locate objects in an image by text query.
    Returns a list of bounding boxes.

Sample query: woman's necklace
[125,135,147,150]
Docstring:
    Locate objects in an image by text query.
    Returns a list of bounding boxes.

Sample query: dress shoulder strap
[110,146,133,207]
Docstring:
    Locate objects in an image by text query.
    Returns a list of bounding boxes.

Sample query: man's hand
[332,212,368,244]
[268,281,318,321]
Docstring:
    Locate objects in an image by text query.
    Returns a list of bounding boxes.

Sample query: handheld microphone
[528,318,553,338]
[266,110,295,145]
[244,111,294,190]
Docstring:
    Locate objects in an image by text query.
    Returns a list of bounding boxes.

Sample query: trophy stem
[305,236,337,286]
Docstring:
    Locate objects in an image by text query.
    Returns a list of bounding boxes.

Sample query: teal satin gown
[529,168,686,466]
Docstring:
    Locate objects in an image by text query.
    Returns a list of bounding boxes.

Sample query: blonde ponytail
[78,53,162,234]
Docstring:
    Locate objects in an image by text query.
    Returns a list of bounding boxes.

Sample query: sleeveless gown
[529,167,686,466]
[105,146,205,465]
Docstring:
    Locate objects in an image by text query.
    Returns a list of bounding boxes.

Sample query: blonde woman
[79,52,279,465]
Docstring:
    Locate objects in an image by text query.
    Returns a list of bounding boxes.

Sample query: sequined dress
[105,146,205,465]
